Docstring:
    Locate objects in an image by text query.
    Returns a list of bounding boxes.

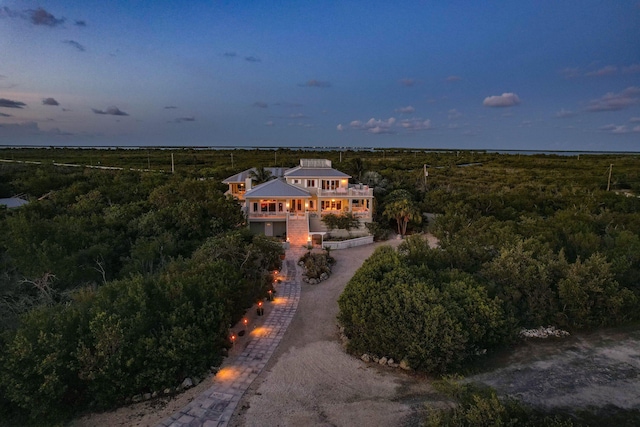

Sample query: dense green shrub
[299,251,335,280]
[425,379,576,427]
[0,231,281,423]
[338,246,508,373]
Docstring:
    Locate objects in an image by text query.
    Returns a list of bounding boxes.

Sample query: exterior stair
[287,213,309,247]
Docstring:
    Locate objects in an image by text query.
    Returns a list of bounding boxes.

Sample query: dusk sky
[1,1,639,151]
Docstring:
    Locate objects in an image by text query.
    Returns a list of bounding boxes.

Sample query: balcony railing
[317,186,373,197]
[249,212,287,219]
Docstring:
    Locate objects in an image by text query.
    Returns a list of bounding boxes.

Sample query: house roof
[0,197,29,209]
[284,166,350,178]
[222,167,288,184]
[243,178,311,199]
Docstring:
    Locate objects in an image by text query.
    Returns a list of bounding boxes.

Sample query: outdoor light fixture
[257,300,264,316]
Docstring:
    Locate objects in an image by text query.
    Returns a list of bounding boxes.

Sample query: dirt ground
[72,234,640,426]
[470,325,640,411]
[229,237,440,427]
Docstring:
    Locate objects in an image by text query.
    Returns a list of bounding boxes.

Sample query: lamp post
[257,300,264,316]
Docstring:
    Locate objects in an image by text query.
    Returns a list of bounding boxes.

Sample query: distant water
[0,144,638,155]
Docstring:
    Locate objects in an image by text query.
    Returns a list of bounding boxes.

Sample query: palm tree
[350,158,366,183]
[383,189,421,237]
[248,166,274,185]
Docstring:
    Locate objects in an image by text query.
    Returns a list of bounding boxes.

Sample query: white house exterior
[222,159,374,246]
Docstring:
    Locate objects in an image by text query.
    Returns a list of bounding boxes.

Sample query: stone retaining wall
[322,235,373,250]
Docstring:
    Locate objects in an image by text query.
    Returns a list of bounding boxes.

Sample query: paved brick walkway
[157,250,303,427]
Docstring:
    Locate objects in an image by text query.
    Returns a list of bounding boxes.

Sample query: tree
[248,167,274,185]
[383,189,421,236]
[349,158,366,183]
[558,253,636,328]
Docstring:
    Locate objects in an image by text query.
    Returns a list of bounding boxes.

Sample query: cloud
[630,117,640,123]
[446,76,462,82]
[395,106,415,114]
[483,93,521,107]
[289,113,308,119]
[252,101,268,108]
[0,112,12,117]
[350,117,396,134]
[298,80,331,88]
[92,106,129,116]
[0,98,26,108]
[586,86,640,112]
[172,116,195,123]
[265,121,274,126]
[75,20,86,27]
[623,64,640,74]
[223,52,237,58]
[345,115,435,134]
[400,118,432,131]
[599,124,639,134]
[555,108,575,118]
[399,78,416,87]
[600,124,629,135]
[559,67,581,79]
[245,56,261,63]
[164,106,178,109]
[63,40,86,52]
[586,65,617,77]
[448,109,462,119]
[42,97,59,106]
[29,7,65,27]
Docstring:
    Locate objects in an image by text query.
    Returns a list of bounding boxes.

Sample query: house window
[261,201,277,212]
[278,202,284,212]
[322,180,339,190]
[306,179,316,187]
[309,200,315,210]
[321,200,341,210]
[293,179,300,184]
[253,202,258,212]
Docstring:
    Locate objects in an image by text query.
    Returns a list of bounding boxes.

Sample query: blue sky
[1,1,639,151]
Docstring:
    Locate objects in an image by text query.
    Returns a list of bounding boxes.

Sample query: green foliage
[426,379,576,427]
[383,189,422,236]
[248,166,274,184]
[338,245,508,373]
[0,227,282,423]
[558,253,637,328]
[299,251,335,280]
[481,239,567,328]
[365,221,390,241]
[321,212,360,233]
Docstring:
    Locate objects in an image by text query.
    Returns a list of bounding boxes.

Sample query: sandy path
[229,238,437,427]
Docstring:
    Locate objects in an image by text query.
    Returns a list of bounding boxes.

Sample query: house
[222,159,374,246]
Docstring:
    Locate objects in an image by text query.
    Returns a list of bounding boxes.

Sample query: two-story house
[222,159,374,246]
